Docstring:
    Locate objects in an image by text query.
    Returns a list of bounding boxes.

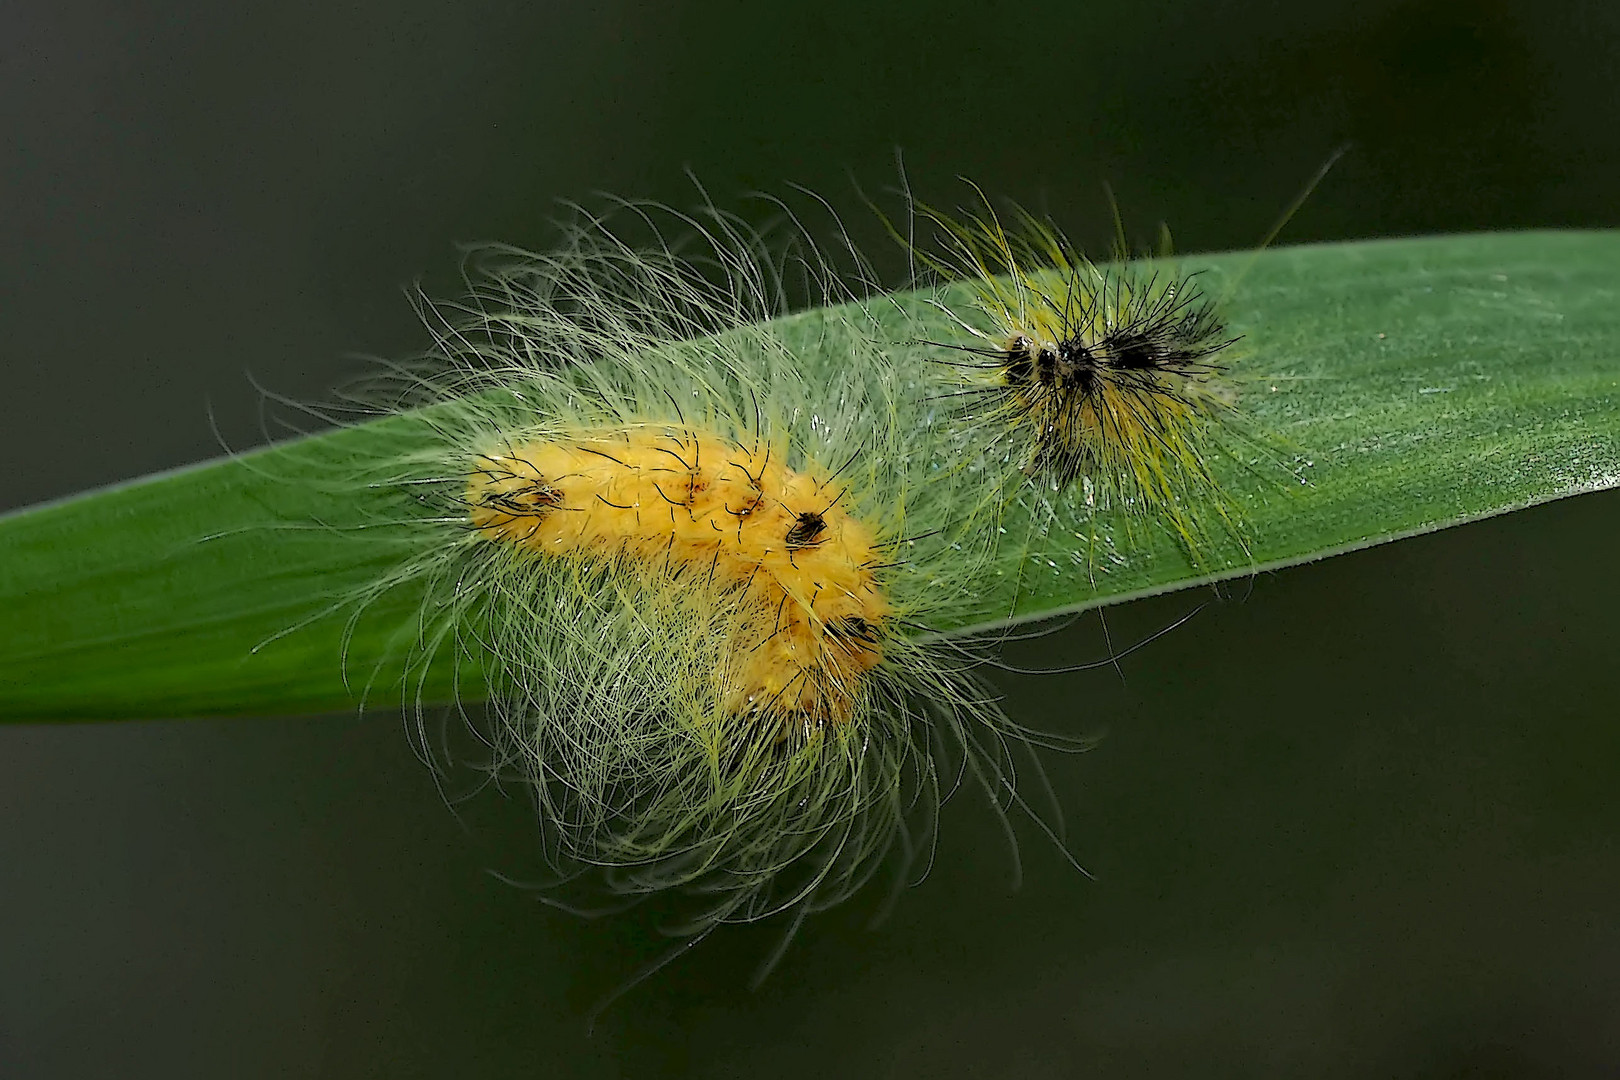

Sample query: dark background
[3,1,1619,1076]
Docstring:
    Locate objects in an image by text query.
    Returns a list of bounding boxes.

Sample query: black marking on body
[828,615,881,649]
[785,510,827,551]
[480,482,565,517]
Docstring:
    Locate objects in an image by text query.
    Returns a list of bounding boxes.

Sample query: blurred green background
[3,1,1618,1076]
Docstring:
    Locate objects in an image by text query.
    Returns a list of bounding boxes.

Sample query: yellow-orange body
[466,428,886,725]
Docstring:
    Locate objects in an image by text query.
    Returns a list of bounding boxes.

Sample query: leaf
[2,231,1617,720]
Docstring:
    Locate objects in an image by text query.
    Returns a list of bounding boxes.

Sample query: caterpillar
[329,199,1083,982]
[465,428,887,728]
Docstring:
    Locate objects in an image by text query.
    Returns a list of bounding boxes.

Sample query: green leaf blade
[979,230,1620,626]
[3,231,1617,720]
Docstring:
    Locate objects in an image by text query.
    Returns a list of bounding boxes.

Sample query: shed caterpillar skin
[904,194,1253,558]
[331,201,1079,964]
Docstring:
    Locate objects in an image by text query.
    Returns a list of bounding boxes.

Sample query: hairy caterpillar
[330,199,1083,982]
[465,428,886,727]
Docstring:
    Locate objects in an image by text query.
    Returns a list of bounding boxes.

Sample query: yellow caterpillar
[331,202,1082,983]
[466,428,886,727]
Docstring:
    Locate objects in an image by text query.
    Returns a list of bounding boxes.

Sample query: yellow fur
[467,427,886,726]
